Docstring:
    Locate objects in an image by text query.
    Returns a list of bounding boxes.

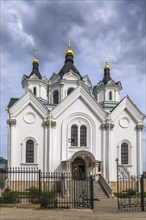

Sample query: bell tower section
[93,57,122,111]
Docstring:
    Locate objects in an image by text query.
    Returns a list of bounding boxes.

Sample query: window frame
[109,91,112,101]
[71,125,78,146]
[53,90,59,104]
[121,142,129,165]
[33,87,37,96]
[80,125,87,147]
[67,87,74,96]
[26,140,34,163]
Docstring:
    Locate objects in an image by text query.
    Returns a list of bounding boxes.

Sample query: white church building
[7,42,145,185]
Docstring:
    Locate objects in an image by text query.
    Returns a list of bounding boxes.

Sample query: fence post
[39,169,41,204]
[141,174,144,211]
[115,158,120,211]
[90,175,94,210]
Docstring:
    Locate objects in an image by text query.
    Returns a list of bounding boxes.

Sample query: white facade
[7,48,145,183]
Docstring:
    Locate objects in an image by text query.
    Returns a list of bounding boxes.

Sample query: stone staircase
[94,181,110,200]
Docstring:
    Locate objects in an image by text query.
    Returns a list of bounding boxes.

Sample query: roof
[58,54,82,79]
[111,95,145,118]
[29,62,42,79]
[7,98,19,108]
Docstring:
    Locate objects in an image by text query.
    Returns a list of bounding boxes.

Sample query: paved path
[0,199,146,220]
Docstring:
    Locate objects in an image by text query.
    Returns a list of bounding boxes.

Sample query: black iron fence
[116,159,146,212]
[0,168,94,209]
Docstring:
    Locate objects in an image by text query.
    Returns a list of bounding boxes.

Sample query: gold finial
[104,55,110,70]
[65,40,74,56]
[68,39,71,48]
[105,55,109,63]
[33,48,39,63]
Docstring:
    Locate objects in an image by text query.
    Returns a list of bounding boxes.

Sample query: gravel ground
[0,199,146,220]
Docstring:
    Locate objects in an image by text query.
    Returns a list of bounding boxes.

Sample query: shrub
[28,186,40,204]
[40,191,57,208]
[1,187,19,203]
[28,186,57,207]
[126,189,136,197]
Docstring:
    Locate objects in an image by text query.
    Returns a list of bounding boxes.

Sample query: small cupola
[29,49,42,79]
[58,40,81,79]
[102,56,111,84]
[93,56,122,111]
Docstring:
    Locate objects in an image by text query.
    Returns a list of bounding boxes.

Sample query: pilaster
[136,123,144,176]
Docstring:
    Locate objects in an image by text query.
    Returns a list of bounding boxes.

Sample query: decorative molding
[136,124,144,131]
[7,119,16,125]
[118,165,131,179]
[101,122,114,130]
[23,112,36,124]
[43,120,56,128]
[70,150,96,163]
[119,117,130,128]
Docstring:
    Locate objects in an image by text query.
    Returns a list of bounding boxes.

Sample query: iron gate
[116,159,146,212]
[0,168,94,209]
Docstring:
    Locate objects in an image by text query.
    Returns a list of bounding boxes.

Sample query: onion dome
[29,49,42,79]
[104,56,110,70]
[65,40,74,57]
[102,56,111,84]
[58,40,82,79]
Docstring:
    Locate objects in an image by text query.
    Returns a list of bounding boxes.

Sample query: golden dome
[65,40,74,56]
[104,56,110,70]
[32,48,39,63]
[33,58,39,63]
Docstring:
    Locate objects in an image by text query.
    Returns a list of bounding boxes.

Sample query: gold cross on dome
[105,55,109,63]
[33,48,38,59]
[68,39,71,48]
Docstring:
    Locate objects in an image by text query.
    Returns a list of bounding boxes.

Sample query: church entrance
[72,157,86,180]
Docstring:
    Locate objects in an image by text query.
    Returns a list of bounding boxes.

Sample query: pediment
[111,96,145,123]
[9,91,47,118]
[42,76,48,83]
[82,75,92,88]
[49,73,60,85]
[52,85,106,120]
[62,70,80,80]
[30,74,39,79]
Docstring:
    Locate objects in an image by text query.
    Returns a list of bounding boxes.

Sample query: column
[60,82,64,101]
[136,124,144,176]
[39,84,41,98]
[7,119,16,167]
[66,161,71,174]
[101,123,106,178]
[94,161,99,181]
[105,114,114,182]
[43,120,49,172]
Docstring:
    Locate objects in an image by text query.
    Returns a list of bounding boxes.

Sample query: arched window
[26,140,34,163]
[80,125,87,146]
[33,87,37,96]
[67,88,74,95]
[121,143,128,164]
[71,125,78,146]
[109,91,112,100]
[53,90,59,104]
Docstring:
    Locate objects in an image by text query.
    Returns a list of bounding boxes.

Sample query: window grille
[71,125,78,146]
[53,90,59,104]
[121,143,128,164]
[26,140,34,163]
[80,125,87,146]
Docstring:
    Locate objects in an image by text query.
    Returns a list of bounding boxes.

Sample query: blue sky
[0,0,146,169]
